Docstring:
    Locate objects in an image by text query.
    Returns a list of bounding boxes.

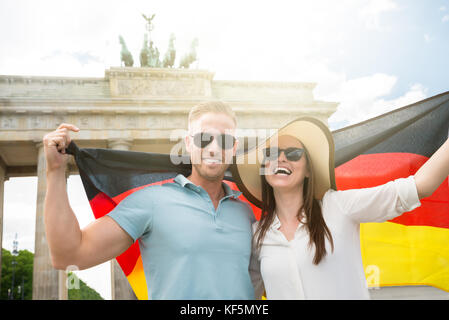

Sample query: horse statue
[163,33,176,68]
[179,38,199,69]
[149,41,162,67]
[119,35,134,67]
[140,34,150,67]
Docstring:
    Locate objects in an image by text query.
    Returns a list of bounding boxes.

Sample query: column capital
[34,140,44,150]
[107,138,133,151]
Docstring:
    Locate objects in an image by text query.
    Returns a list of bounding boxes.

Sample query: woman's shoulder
[251,220,260,233]
[320,188,338,207]
[319,188,352,223]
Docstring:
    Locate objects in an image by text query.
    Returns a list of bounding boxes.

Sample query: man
[43,101,256,299]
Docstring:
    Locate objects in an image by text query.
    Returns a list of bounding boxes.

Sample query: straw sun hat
[230,117,336,208]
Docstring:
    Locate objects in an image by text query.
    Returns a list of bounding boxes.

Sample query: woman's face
[263,135,309,191]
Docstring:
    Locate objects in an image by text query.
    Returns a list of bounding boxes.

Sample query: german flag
[333,91,449,291]
[66,91,449,299]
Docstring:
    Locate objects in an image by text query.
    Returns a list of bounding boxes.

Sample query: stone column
[0,160,6,293]
[57,166,70,301]
[32,142,67,300]
[108,139,137,300]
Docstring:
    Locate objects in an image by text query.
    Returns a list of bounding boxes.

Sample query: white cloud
[442,14,449,22]
[327,75,427,126]
[359,0,398,30]
[325,73,396,123]
[439,6,447,11]
[371,83,427,114]
[424,34,433,43]
[0,0,399,78]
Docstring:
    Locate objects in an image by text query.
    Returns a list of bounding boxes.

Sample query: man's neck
[187,171,225,202]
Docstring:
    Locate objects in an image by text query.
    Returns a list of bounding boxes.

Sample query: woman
[231,117,449,299]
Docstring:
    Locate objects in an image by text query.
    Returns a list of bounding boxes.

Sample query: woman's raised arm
[414,138,449,199]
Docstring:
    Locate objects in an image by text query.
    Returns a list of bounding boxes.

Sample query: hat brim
[230,117,336,208]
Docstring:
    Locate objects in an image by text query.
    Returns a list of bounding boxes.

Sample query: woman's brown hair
[254,147,334,265]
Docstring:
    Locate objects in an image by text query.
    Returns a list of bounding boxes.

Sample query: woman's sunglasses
[262,147,305,161]
[191,132,236,150]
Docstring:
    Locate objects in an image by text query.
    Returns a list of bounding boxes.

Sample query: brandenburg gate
[0,67,337,299]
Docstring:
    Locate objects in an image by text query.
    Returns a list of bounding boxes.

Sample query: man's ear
[233,137,239,155]
[185,133,192,154]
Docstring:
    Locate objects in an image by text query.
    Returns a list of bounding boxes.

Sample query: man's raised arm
[43,123,133,270]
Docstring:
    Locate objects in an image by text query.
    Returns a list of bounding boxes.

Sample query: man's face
[186,112,238,181]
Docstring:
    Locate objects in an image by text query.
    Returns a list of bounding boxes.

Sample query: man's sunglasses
[191,132,236,150]
[263,147,305,161]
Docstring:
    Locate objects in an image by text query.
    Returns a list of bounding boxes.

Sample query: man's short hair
[188,101,237,131]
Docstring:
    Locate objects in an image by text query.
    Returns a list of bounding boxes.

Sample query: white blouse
[249,176,421,300]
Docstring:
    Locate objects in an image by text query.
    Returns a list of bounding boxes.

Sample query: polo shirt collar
[174,174,196,188]
[222,180,242,199]
[174,174,242,199]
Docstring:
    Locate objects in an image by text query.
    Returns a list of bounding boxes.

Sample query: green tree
[1,248,104,300]
[67,272,103,300]
[1,248,33,300]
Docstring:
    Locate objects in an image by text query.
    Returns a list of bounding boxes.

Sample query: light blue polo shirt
[107,174,256,300]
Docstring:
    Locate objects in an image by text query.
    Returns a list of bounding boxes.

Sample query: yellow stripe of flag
[126,256,148,300]
[361,221,449,291]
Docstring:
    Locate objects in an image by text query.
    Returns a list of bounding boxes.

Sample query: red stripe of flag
[336,153,449,229]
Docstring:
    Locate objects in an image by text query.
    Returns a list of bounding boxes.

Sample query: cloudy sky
[1,0,449,299]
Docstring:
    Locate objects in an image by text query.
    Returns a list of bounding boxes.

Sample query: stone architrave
[107,67,214,98]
